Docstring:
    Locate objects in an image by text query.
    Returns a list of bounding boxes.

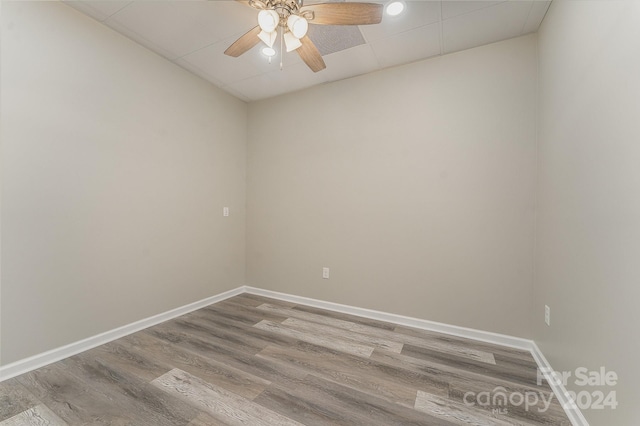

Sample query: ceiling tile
[371,22,441,69]
[441,1,504,20]
[308,25,366,56]
[64,1,132,22]
[442,1,533,54]
[105,1,257,59]
[320,44,380,83]
[361,1,441,42]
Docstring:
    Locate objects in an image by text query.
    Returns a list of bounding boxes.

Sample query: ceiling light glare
[287,15,308,39]
[262,47,276,57]
[385,1,405,16]
[258,9,279,33]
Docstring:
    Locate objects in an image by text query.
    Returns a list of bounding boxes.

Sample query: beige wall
[535,1,640,424]
[247,35,538,338]
[0,2,247,364]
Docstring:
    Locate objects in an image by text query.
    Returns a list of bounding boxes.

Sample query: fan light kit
[224,0,385,72]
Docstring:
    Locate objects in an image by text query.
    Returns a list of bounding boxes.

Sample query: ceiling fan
[224,0,384,72]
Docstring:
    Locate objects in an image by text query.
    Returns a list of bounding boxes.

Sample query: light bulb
[262,47,276,57]
[287,15,308,39]
[258,9,279,33]
[385,1,405,16]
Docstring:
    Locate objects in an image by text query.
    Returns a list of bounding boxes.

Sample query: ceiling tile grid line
[441,0,507,21]
[520,1,536,35]
[108,1,134,20]
[64,0,551,102]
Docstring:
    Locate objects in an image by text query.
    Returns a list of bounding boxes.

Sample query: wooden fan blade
[301,3,383,25]
[224,26,261,57]
[297,36,326,73]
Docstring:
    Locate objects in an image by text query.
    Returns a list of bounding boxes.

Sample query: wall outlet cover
[545,305,551,326]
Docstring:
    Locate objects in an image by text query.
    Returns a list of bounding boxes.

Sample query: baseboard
[530,342,590,426]
[0,286,245,382]
[244,286,588,426]
[244,286,533,351]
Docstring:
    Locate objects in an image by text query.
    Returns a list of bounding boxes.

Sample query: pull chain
[279,24,284,70]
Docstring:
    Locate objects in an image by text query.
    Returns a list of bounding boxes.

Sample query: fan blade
[224,26,262,57]
[297,36,326,73]
[301,3,383,25]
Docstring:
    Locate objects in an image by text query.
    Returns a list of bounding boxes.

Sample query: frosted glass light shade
[258,30,277,48]
[262,47,276,57]
[385,1,405,16]
[284,31,302,52]
[258,9,279,33]
[287,15,308,39]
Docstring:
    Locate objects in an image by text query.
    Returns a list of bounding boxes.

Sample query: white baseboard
[0,286,244,382]
[0,284,588,425]
[244,286,533,351]
[530,342,590,426]
[244,286,588,426]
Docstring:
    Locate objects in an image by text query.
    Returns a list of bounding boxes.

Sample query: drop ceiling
[64,0,551,101]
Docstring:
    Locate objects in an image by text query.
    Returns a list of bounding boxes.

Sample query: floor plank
[0,404,67,426]
[16,363,143,425]
[187,412,229,426]
[394,325,536,365]
[254,320,376,357]
[61,352,200,425]
[291,303,397,331]
[401,344,539,386]
[0,379,42,422]
[280,317,404,353]
[415,390,527,426]
[152,368,303,426]
[205,299,289,325]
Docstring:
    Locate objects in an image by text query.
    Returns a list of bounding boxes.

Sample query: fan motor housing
[250,0,304,15]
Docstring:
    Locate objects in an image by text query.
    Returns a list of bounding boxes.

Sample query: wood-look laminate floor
[0,294,571,425]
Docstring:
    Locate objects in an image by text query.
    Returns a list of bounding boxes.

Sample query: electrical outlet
[322,267,330,279]
[545,305,551,326]
[223,207,229,217]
